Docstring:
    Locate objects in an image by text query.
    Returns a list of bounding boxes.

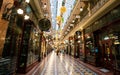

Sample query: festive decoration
[62,17,64,23]
[56,16,62,22]
[60,6,66,14]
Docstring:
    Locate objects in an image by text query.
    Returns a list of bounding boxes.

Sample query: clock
[38,18,51,31]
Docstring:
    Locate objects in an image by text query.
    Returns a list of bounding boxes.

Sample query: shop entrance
[100,39,113,70]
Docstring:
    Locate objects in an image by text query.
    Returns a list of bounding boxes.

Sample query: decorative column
[82,29,86,62]
[74,31,82,58]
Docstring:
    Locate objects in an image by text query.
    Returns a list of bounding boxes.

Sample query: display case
[27,28,39,67]
[85,34,96,65]
[74,31,82,58]
[17,20,40,73]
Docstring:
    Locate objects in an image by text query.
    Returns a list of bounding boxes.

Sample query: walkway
[18,51,113,75]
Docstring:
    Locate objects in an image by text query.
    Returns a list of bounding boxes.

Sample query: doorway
[100,39,113,70]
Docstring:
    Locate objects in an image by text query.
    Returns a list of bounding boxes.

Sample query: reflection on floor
[18,51,113,75]
[38,51,101,75]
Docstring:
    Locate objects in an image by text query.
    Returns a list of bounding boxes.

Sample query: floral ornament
[56,16,62,22]
[60,6,66,14]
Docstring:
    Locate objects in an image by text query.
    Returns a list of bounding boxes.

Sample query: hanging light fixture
[80,7,83,11]
[24,15,29,20]
[78,35,81,38]
[72,20,75,23]
[78,40,81,43]
[25,0,30,3]
[17,8,24,14]
[65,32,68,34]
[60,6,66,14]
[43,3,47,8]
[70,24,74,26]
[68,26,70,29]
[67,29,70,31]
[76,15,80,18]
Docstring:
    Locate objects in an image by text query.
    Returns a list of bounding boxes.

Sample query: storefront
[84,4,120,73]
[17,20,40,73]
[74,31,83,58]
[67,37,72,55]
[69,36,74,56]
[84,28,96,66]
[27,27,40,67]
[94,22,120,73]
[95,5,120,74]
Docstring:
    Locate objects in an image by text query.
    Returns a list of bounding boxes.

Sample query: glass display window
[85,34,95,56]
[85,33,96,64]
[27,28,39,66]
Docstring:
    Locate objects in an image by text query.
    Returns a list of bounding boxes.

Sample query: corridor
[0,0,120,75]
[23,51,113,75]
[40,51,97,75]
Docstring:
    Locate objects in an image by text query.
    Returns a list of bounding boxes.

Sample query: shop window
[27,28,39,66]
[85,34,96,63]
[113,33,120,69]
[98,26,120,70]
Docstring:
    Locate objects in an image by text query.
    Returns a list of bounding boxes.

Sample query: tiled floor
[17,51,114,75]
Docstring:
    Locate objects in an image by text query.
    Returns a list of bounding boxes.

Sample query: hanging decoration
[55,0,66,45]
[56,0,67,29]
[60,6,66,14]
[56,16,62,22]
[61,17,64,23]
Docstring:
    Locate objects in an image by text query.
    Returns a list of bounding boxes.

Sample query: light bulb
[17,8,24,14]
[24,15,29,20]
[76,15,80,18]
[80,7,83,11]
[72,20,75,23]
[44,3,47,8]
[25,0,30,3]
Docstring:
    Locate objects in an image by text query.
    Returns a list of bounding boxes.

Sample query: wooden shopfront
[86,5,120,74]
[17,20,40,73]
[94,22,120,73]
[84,28,97,66]
[69,36,74,56]
[74,31,84,59]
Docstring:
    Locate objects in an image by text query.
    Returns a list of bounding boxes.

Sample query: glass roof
[62,0,76,29]
[50,0,76,30]
[50,0,58,30]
